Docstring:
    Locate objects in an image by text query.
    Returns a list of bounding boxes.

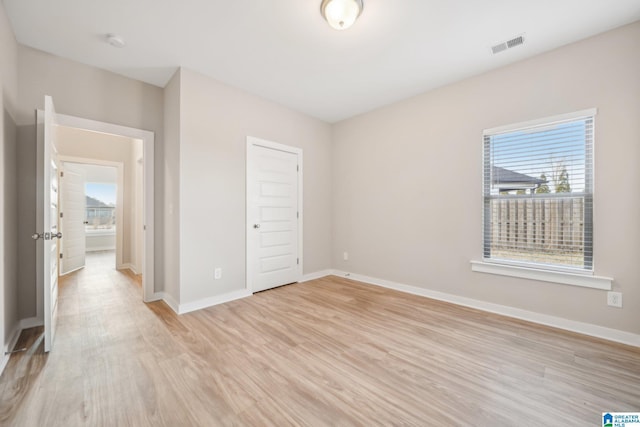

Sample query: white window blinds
[483,110,595,271]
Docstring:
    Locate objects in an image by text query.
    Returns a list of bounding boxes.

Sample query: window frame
[473,108,612,290]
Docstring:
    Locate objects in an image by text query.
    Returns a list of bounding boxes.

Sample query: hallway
[0,251,146,425]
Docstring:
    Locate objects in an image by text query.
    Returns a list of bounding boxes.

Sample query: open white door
[60,162,86,275]
[247,137,302,293]
[35,95,61,353]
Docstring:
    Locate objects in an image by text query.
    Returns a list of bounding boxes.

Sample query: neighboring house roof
[492,166,547,191]
[86,196,111,208]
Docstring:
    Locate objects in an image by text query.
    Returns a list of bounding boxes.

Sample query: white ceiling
[4,0,640,123]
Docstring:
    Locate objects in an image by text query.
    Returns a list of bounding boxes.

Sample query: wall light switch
[214,268,222,280]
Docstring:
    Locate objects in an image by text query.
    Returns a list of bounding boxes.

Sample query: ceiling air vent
[491,35,525,55]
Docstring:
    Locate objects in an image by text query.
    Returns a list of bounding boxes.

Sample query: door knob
[32,233,43,240]
[253,224,260,229]
[51,232,62,239]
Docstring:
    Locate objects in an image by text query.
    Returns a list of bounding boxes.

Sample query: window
[85,183,116,233]
[482,109,595,272]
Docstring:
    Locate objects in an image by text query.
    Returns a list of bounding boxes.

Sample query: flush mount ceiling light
[320,0,363,30]
[106,33,126,48]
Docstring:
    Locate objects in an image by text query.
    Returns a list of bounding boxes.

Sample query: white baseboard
[301,269,334,282]
[0,317,44,376]
[119,263,140,275]
[0,322,23,376]
[144,292,164,303]
[20,317,43,329]
[178,289,252,315]
[86,246,116,252]
[60,266,84,276]
[0,353,11,378]
[331,270,640,348]
[154,289,251,315]
[155,270,333,316]
[154,292,179,314]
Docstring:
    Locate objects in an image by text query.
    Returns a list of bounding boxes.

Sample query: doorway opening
[54,114,154,302]
[59,161,122,275]
[36,96,155,355]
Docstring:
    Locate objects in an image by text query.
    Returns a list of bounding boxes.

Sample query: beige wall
[162,70,181,303]
[177,68,332,305]
[0,3,17,111]
[0,1,19,358]
[16,45,166,319]
[332,22,640,334]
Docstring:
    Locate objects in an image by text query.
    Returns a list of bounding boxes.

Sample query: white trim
[0,317,46,376]
[0,323,23,375]
[88,246,117,253]
[59,265,84,276]
[20,317,44,329]
[156,292,179,313]
[146,292,164,303]
[177,289,251,315]
[35,110,44,321]
[6,325,22,352]
[0,356,9,377]
[470,261,612,290]
[55,113,155,302]
[85,229,116,236]
[331,270,639,348]
[118,263,139,275]
[124,263,139,275]
[246,136,303,294]
[301,270,334,282]
[484,108,597,135]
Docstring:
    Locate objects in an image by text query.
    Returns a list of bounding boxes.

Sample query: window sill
[470,260,612,290]
[86,229,116,236]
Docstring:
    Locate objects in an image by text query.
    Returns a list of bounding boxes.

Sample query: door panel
[247,139,301,293]
[60,163,86,274]
[37,95,60,353]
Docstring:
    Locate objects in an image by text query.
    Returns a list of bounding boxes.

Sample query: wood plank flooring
[0,251,638,426]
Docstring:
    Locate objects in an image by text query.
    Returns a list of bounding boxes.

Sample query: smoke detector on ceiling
[106,33,126,48]
[490,34,525,55]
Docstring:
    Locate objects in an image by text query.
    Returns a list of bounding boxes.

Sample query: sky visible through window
[490,120,587,194]
[86,183,116,205]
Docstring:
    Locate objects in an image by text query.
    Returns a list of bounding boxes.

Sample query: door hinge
[59,253,63,259]
[60,212,63,218]
[297,165,299,172]
[297,211,299,219]
[297,258,299,265]
[60,171,64,178]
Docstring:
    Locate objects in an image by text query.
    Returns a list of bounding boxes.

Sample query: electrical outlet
[343,251,349,261]
[607,291,622,308]
[214,268,222,280]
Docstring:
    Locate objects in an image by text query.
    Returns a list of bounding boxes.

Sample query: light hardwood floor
[1,251,639,426]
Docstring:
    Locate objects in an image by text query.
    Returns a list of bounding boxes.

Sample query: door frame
[245,136,303,293]
[55,114,155,302]
[59,157,124,273]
